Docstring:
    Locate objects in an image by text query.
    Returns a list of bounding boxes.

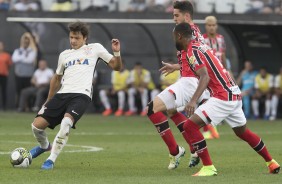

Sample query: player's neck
[208,33,216,38]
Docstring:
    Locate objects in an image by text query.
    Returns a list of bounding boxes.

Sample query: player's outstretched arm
[185,67,210,117]
[108,39,122,71]
[46,74,63,103]
[159,61,181,76]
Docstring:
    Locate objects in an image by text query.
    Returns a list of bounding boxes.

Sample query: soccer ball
[10,147,32,168]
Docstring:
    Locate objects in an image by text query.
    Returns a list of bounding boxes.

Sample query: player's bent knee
[32,117,49,130]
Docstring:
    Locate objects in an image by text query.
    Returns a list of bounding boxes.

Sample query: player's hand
[185,101,197,117]
[111,39,120,52]
[159,61,175,76]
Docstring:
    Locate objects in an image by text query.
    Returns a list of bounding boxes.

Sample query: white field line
[0,141,103,155]
[0,131,281,136]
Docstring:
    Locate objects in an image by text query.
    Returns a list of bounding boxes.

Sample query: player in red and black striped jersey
[203,16,226,68]
[146,1,211,170]
[174,22,280,176]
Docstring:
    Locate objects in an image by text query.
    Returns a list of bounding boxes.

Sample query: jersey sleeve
[143,71,151,83]
[187,50,206,72]
[254,75,259,89]
[268,74,274,88]
[94,43,113,64]
[56,53,65,75]
[111,71,114,84]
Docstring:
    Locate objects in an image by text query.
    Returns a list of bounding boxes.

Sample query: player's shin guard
[147,102,178,155]
[236,129,272,162]
[48,117,73,162]
[183,119,212,166]
[170,112,195,153]
[32,124,49,149]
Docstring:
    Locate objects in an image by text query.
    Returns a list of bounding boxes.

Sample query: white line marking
[0,141,103,155]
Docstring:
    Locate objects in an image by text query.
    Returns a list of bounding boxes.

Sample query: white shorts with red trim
[157,77,210,110]
[195,97,247,128]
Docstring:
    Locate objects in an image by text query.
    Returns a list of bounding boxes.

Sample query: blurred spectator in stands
[127,0,146,12]
[237,61,258,119]
[159,63,180,91]
[99,65,130,116]
[84,0,110,11]
[270,67,282,120]
[50,0,72,12]
[252,67,273,120]
[12,32,37,107]
[147,0,169,12]
[11,0,39,11]
[245,0,282,14]
[0,0,10,11]
[0,41,12,110]
[125,62,155,116]
[245,0,265,14]
[17,59,53,112]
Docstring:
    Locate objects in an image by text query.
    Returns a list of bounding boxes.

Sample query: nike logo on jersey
[72,110,79,115]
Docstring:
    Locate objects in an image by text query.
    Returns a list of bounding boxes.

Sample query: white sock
[265,99,271,116]
[271,95,279,117]
[99,89,111,109]
[141,89,148,111]
[32,124,49,149]
[47,117,73,163]
[117,91,125,110]
[252,99,259,116]
[128,88,136,111]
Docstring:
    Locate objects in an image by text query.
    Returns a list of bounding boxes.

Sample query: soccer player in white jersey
[29,21,123,170]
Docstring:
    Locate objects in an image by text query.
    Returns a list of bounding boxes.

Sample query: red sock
[170,112,195,153]
[148,112,178,155]
[236,129,272,162]
[183,119,213,166]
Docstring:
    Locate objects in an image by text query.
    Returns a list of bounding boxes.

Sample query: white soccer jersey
[56,43,113,97]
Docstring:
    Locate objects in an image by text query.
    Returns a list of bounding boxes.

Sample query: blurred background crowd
[0,0,282,121]
[0,0,282,14]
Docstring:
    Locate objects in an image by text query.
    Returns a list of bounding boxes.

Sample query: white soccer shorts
[157,77,210,111]
[195,97,247,128]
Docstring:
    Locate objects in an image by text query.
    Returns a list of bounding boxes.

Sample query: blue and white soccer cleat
[41,159,54,170]
[30,143,51,159]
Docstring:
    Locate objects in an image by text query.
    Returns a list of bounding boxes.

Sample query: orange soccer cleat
[125,110,136,116]
[140,110,147,117]
[114,109,123,116]
[102,109,112,116]
[267,159,280,174]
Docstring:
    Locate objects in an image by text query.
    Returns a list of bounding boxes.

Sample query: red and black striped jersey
[186,41,241,101]
[203,33,226,62]
[177,23,205,77]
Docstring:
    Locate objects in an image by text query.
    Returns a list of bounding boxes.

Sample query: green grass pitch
[0,112,281,184]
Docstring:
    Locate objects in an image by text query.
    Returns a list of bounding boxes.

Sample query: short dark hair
[173,1,194,18]
[68,21,89,38]
[174,22,192,39]
[135,62,142,66]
